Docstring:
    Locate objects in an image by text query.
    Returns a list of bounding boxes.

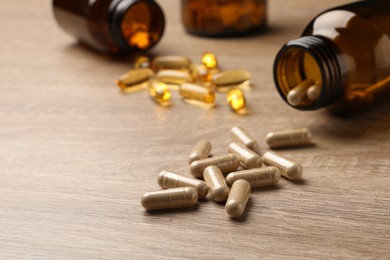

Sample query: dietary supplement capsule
[141,187,198,211]
[148,80,171,105]
[152,56,192,71]
[307,84,322,101]
[262,151,303,180]
[190,153,240,178]
[287,78,315,106]
[265,128,312,148]
[157,171,209,199]
[230,126,260,153]
[179,83,216,103]
[156,70,194,85]
[227,142,262,169]
[203,166,229,202]
[134,56,150,69]
[188,140,212,164]
[201,52,218,70]
[115,68,154,92]
[211,69,251,87]
[225,166,281,188]
[225,179,251,218]
[227,89,246,112]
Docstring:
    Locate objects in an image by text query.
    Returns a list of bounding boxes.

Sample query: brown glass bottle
[181,0,267,37]
[273,0,390,113]
[53,0,165,53]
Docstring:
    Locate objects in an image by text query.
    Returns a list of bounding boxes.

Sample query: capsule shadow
[142,203,200,215]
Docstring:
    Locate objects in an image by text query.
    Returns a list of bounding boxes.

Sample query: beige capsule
[190,153,240,178]
[141,187,198,211]
[225,166,281,188]
[189,140,212,165]
[152,56,192,71]
[307,84,322,101]
[225,179,251,218]
[156,70,194,85]
[287,78,315,106]
[157,171,209,199]
[227,142,262,169]
[265,128,312,148]
[211,69,251,87]
[230,126,260,153]
[115,68,154,92]
[203,166,229,202]
[262,151,303,180]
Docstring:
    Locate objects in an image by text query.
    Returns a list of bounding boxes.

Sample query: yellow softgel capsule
[152,56,192,71]
[148,80,171,105]
[211,69,251,87]
[227,88,246,112]
[179,83,216,103]
[201,52,218,70]
[134,56,150,69]
[115,68,154,92]
[156,70,193,85]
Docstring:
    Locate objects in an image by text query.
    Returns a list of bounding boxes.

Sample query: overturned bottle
[273,0,390,113]
[53,0,165,53]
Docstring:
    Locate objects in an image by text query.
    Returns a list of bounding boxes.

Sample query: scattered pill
[265,128,312,148]
[157,171,209,199]
[201,52,218,70]
[287,78,315,106]
[189,140,212,164]
[227,142,262,169]
[141,187,198,211]
[225,166,281,188]
[190,153,240,178]
[115,68,154,92]
[307,84,322,101]
[227,88,246,112]
[179,83,216,103]
[230,126,260,153]
[225,179,251,218]
[203,166,230,202]
[148,80,171,105]
[152,56,192,71]
[211,69,251,87]
[156,70,194,85]
[262,151,303,180]
[134,56,150,69]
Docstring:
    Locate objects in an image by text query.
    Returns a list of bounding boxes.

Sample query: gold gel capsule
[179,83,215,103]
[152,56,192,71]
[227,142,262,169]
[148,80,171,105]
[190,153,240,178]
[156,70,193,85]
[287,78,315,106]
[189,140,212,164]
[227,88,246,112]
[225,179,251,218]
[203,166,229,202]
[141,187,198,211]
[307,84,322,101]
[265,128,312,148]
[262,151,303,180]
[201,52,218,70]
[115,68,154,92]
[225,166,281,188]
[134,56,150,69]
[211,69,251,87]
[230,126,260,153]
[157,171,209,199]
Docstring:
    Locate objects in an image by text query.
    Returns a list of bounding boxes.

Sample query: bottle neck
[273,36,345,110]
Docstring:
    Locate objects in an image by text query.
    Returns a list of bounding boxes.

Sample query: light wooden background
[1,0,389,259]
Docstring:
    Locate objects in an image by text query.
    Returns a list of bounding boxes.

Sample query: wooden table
[1,0,389,258]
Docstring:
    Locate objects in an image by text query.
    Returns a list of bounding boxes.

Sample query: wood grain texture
[1,0,389,259]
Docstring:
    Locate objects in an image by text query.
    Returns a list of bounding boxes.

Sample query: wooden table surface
[1,0,389,259]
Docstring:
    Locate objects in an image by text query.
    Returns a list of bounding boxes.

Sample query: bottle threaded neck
[273,36,344,110]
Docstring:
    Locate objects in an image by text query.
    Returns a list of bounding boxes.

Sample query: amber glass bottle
[273,0,390,113]
[181,0,267,37]
[53,0,165,53]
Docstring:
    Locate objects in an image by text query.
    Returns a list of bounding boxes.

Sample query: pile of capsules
[141,126,312,218]
[115,52,251,113]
